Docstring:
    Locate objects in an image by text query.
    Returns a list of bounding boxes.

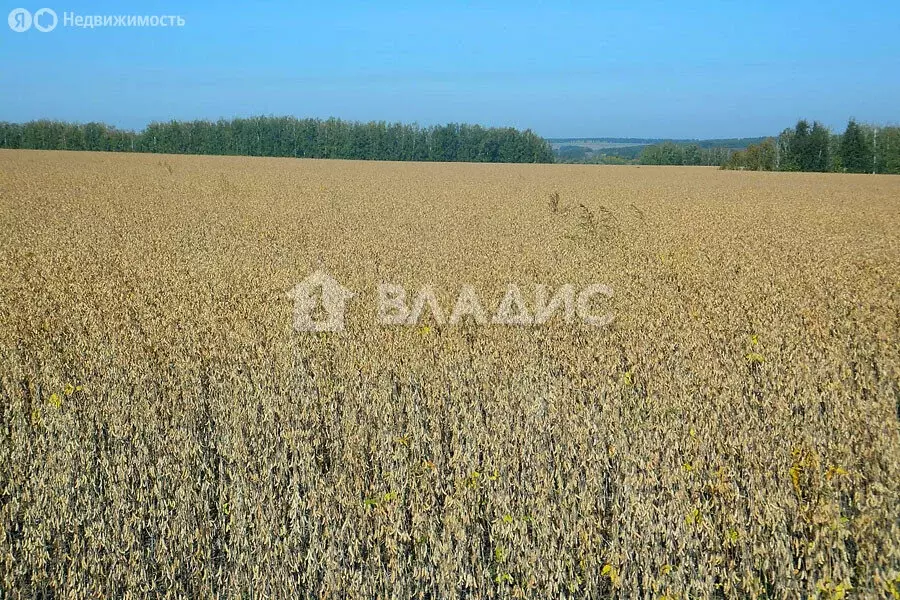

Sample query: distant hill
[548,137,767,150]
[549,138,663,149]
[550,136,768,164]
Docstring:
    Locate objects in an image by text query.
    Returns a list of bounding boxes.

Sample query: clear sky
[1,1,898,139]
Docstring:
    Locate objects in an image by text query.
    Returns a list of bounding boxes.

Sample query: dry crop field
[0,149,898,598]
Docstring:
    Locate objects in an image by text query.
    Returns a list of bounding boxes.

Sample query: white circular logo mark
[8,8,32,32]
[33,8,57,32]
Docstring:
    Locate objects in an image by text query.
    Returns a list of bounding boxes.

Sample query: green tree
[841,119,872,173]
[875,127,900,174]
[808,122,830,171]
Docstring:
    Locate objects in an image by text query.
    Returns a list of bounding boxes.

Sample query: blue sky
[1,1,898,138]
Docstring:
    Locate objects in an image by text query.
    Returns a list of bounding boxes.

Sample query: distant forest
[555,121,900,174]
[722,119,900,174]
[2,117,897,173]
[0,117,555,163]
[553,137,766,166]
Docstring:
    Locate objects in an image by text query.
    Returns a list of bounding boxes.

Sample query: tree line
[556,142,734,166]
[722,119,900,174]
[637,143,733,166]
[554,137,767,166]
[0,117,555,163]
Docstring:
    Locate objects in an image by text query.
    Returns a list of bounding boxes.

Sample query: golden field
[0,149,898,598]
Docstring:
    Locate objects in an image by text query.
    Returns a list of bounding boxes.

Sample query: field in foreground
[0,150,898,598]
